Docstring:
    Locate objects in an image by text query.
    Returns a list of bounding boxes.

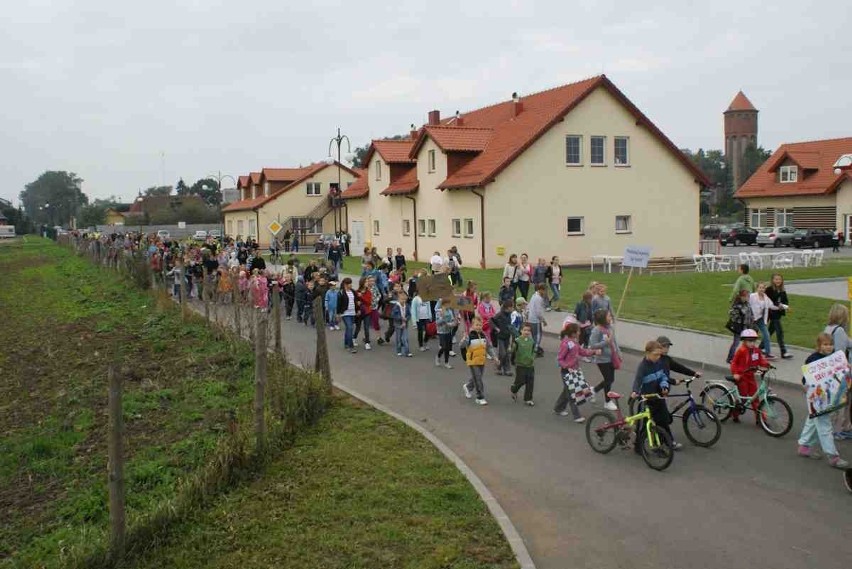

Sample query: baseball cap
[656,335,673,346]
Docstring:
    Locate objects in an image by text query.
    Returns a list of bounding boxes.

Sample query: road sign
[267,221,283,235]
[622,246,652,269]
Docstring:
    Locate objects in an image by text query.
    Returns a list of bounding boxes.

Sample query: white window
[227,220,233,236]
[464,218,474,238]
[779,165,798,183]
[306,182,321,196]
[565,135,582,165]
[614,137,629,166]
[750,209,767,228]
[427,219,436,236]
[375,160,382,181]
[248,219,256,238]
[293,217,322,233]
[373,219,380,236]
[237,220,244,236]
[567,217,584,235]
[591,136,606,165]
[428,149,436,173]
[263,182,270,196]
[418,219,426,236]
[776,208,794,227]
[451,218,461,237]
[402,219,411,236]
[615,215,632,233]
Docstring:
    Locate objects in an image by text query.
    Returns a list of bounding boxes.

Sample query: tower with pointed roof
[724,91,758,189]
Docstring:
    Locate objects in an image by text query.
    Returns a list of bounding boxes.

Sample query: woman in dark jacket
[726,288,755,363]
[765,273,792,359]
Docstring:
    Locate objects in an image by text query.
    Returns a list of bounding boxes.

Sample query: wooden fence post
[107,366,126,557]
[271,283,281,354]
[254,311,268,452]
[313,297,331,389]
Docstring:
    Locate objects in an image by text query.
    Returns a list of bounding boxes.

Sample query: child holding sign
[798,333,850,468]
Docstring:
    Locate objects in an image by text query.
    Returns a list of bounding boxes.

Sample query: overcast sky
[1,0,849,205]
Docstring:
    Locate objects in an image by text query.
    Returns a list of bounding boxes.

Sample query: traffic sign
[267,221,283,235]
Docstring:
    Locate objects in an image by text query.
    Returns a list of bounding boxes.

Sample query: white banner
[802,350,851,418]
[622,246,652,268]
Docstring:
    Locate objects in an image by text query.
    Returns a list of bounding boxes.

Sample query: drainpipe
[255,208,261,247]
[471,188,485,268]
[405,195,418,261]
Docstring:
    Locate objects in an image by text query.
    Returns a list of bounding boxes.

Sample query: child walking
[391,291,413,357]
[554,323,600,422]
[797,333,850,468]
[411,290,433,351]
[461,316,493,406]
[510,323,537,405]
[435,300,458,369]
[589,309,622,409]
[324,281,340,331]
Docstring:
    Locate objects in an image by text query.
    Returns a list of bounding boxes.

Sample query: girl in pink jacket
[553,323,600,422]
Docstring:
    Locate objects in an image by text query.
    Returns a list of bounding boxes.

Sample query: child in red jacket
[730,328,769,423]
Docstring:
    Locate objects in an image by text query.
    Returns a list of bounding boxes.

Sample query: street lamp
[327,127,352,235]
[204,171,236,243]
[833,154,852,175]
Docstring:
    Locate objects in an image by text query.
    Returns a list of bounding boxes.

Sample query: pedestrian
[282,273,295,319]
[510,323,538,406]
[462,280,479,330]
[726,288,754,363]
[394,247,407,280]
[766,273,793,359]
[491,300,516,376]
[377,281,403,346]
[554,323,600,422]
[324,280,340,331]
[749,282,780,360]
[591,283,612,319]
[517,253,533,299]
[532,257,549,307]
[353,278,373,350]
[166,257,184,299]
[526,283,548,356]
[503,253,521,297]
[461,316,493,406]
[656,336,700,381]
[729,263,756,301]
[338,277,357,353]
[574,291,594,350]
[547,255,562,310]
[392,291,413,357]
[250,269,268,311]
[294,275,307,323]
[435,299,458,369]
[729,329,768,423]
[430,250,443,274]
[498,276,514,306]
[832,230,840,252]
[797,332,850,468]
[302,280,316,326]
[476,291,497,344]
[824,304,852,439]
[411,289,433,352]
[589,309,621,410]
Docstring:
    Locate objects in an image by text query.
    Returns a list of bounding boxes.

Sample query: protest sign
[802,350,851,418]
[622,246,652,269]
[417,274,453,301]
[442,294,475,312]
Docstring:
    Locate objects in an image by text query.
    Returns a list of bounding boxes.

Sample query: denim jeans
[342,315,355,349]
[395,326,410,355]
[528,322,542,351]
[496,337,511,373]
[798,414,838,456]
[768,318,786,355]
[549,283,561,306]
[727,333,740,363]
[466,365,485,399]
[755,318,771,355]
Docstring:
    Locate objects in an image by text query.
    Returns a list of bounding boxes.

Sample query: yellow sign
[496,246,505,256]
[267,221,283,235]
[848,277,852,300]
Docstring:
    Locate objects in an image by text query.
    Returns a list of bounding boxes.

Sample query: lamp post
[204,171,236,244]
[327,128,352,235]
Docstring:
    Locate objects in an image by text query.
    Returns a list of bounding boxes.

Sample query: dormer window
[779,165,798,183]
[375,160,382,181]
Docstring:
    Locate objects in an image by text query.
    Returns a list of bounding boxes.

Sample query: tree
[189,178,221,207]
[351,144,370,169]
[175,178,190,197]
[20,171,88,227]
[741,143,772,186]
[144,185,172,197]
[78,196,126,228]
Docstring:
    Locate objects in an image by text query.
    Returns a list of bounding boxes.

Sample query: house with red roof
[735,137,852,235]
[344,74,709,267]
[223,161,358,245]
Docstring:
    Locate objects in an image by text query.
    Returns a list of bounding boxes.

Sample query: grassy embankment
[0,238,516,569]
[286,253,851,348]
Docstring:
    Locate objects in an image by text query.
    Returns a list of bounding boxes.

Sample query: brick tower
[724,91,758,190]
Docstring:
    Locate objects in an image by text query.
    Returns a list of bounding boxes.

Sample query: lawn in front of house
[274,251,850,348]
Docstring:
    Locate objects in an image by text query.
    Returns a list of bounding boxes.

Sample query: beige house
[343,74,708,267]
[735,137,852,235]
[223,161,358,247]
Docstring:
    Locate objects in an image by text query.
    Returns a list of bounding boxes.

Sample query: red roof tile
[341,169,369,199]
[361,138,418,168]
[726,91,757,112]
[381,166,419,196]
[222,196,268,213]
[435,75,709,189]
[249,172,261,185]
[410,125,493,156]
[237,175,250,189]
[260,167,314,183]
[735,137,852,199]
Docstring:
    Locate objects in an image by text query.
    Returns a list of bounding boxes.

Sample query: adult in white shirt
[749,282,779,359]
[430,251,444,274]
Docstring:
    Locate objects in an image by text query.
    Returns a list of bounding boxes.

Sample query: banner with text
[622,246,652,269]
[802,350,851,418]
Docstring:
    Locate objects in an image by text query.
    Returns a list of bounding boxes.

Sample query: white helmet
[740,329,759,339]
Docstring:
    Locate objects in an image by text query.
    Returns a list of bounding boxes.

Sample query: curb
[332,382,537,569]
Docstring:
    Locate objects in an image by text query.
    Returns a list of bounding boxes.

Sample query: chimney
[427,109,441,125]
[410,123,417,139]
[455,110,464,126]
[511,92,523,117]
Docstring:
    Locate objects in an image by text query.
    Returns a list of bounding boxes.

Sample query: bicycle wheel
[700,384,734,422]
[585,411,618,454]
[757,395,793,437]
[682,404,722,447]
[844,469,852,493]
[640,425,674,471]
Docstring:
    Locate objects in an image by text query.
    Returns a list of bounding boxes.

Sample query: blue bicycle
[629,376,722,447]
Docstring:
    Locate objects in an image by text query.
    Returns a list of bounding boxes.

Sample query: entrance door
[351,220,365,254]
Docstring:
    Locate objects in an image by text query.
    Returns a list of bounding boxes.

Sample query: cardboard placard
[417,274,453,301]
[802,350,851,418]
[441,294,475,312]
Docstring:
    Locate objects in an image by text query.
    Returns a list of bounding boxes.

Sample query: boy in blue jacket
[631,340,680,452]
[324,281,340,331]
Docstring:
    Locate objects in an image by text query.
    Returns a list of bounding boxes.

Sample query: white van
[0,225,16,239]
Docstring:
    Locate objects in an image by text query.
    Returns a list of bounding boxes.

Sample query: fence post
[107,366,126,558]
[313,296,331,389]
[271,283,282,354]
[254,311,268,452]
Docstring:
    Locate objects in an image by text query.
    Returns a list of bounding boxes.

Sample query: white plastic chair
[692,254,704,272]
[715,255,733,271]
[771,253,794,269]
[748,252,765,269]
[800,250,814,267]
[813,250,824,266]
[738,252,750,266]
[702,254,715,272]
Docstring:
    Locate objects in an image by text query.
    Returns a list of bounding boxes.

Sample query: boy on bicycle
[730,328,769,424]
[656,336,702,383]
[631,340,679,451]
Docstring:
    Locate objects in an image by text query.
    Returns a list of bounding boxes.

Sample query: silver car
[756,226,796,248]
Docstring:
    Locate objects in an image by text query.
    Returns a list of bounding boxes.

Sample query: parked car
[792,228,835,249]
[156,230,170,239]
[756,226,796,248]
[313,233,336,252]
[719,226,758,246]
[192,230,209,240]
[209,229,222,240]
[701,224,724,239]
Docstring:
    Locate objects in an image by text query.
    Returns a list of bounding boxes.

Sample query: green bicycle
[700,366,793,437]
[585,392,675,471]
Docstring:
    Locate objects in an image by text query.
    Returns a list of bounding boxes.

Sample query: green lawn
[280,251,852,349]
[122,396,518,569]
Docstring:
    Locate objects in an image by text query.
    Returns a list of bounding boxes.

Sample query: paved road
[213,304,849,569]
[786,279,848,301]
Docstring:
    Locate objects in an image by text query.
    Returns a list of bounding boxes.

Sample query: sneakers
[557,410,571,417]
[463,383,473,399]
[397,352,403,357]
[590,394,598,405]
[352,339,358,346]
[510,387,517,402]
[435,355,441,367]
[525,400,535,407]
[672,442,684,451]
[829,455,850,469]
[423,345,430,351]
[365,342,371,351]
[406,353,413,357]
[604,401,618,411]
[449,350,456,357]
[349,348,357,354]
[419,346,427,352]
[476,398,488,406]
[495,370,504,376]
[377,338,385,345]
[444,363,453,369]
[582,356,592,363]
[765,353,778,360]
[574,417,586,423]
[781,352,794,360]
[797,445,811,458]
[504,371,514,377]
